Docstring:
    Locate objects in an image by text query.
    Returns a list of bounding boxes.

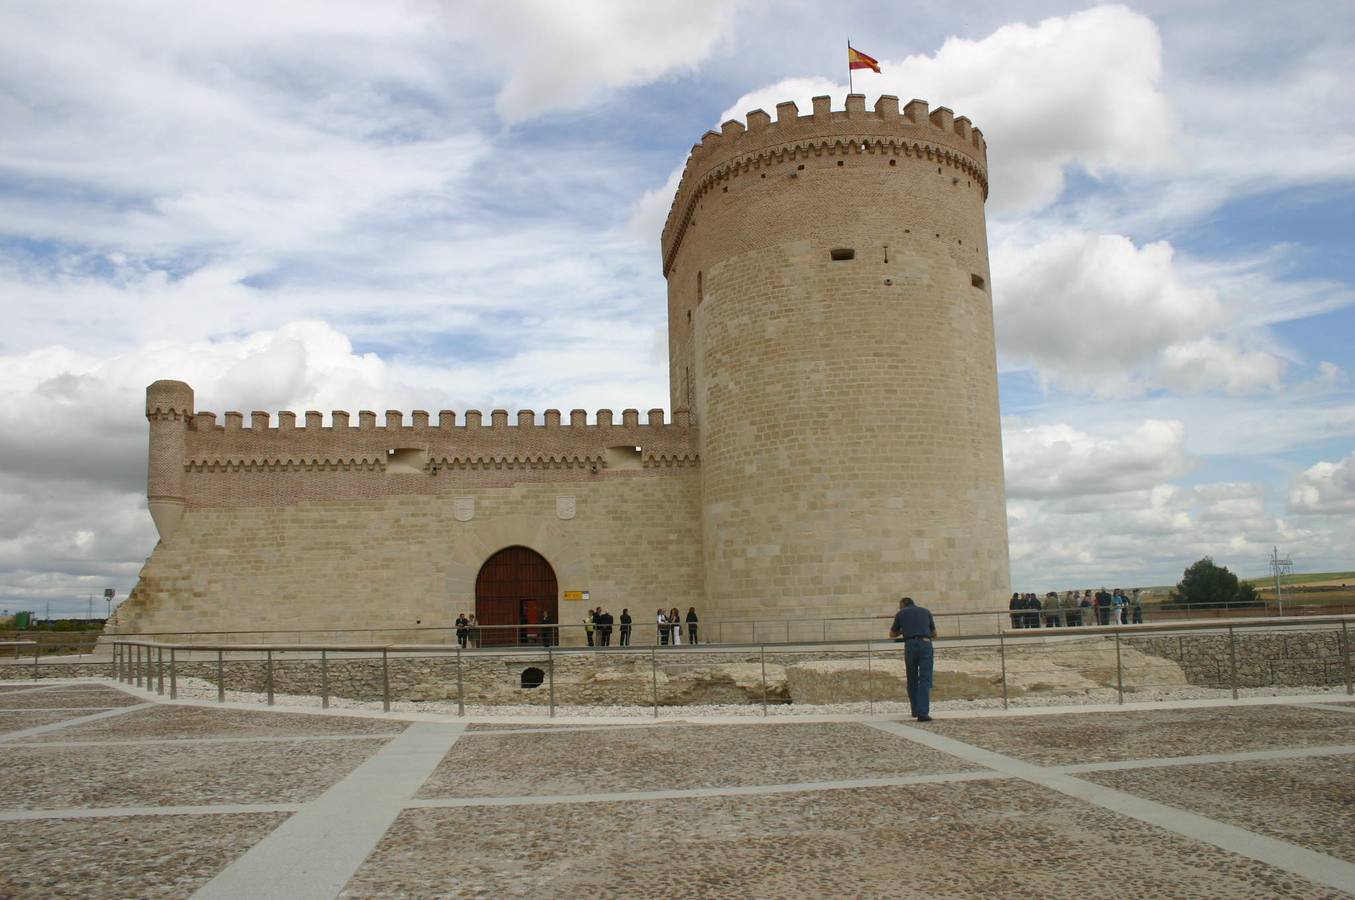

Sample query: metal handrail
[108,613,1355,717]
[110,612,1355,654]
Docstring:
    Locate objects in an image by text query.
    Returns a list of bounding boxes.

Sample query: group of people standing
[582,606,699,646]
[453,613,480,648]
[657,607,699,646]
[1009,588,1144,629]
[583,607,630,646]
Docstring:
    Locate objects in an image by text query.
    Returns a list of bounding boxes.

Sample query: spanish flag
[848,46,881,73]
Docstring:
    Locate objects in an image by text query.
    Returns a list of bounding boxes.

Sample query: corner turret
[146,380,193,541]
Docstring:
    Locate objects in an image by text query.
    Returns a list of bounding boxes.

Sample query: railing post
[1227,625,1238,700]
[760,644,768,717]
[217,649,225,703]
[456,646,464,717]
[998,630,1009,710]
[135,645,142,688]
[1114,632,1124,705]
[867,639,875,714]
[33,642,39,681]
[822,619,827,642]
[784,620,790,644]
[548,646,555,718]
[381,648,391,713]
[651,647,659,718]
[169,648,177,700]
[266,649,275,706]
[1343,619,1352,697]
[320,649,330,710]
[156,647,164,695]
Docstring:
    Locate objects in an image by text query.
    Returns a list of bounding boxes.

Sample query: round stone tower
[145,379,194,543]
[661,93,1010,628]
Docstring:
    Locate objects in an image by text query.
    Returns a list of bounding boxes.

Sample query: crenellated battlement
[660,94,988,275]
[195,406,693,433]
[152,384,698,480]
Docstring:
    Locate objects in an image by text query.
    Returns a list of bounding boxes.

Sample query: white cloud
[1003,419,1195,499]
[1289,451,1355,514]
[721,5,1172,211]
[1154,337,1287,395]
[0,2,482,257]
[628,164,685,243]
[989,229,1320,396]
[445,0,741,123]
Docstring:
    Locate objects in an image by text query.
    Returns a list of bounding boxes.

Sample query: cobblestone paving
[346,781,1338,899]
[0,687,143,709]
[418,722,977,798]
[914,705,1355,765]
[1085,755,1355,864]
[3,682,1355,898]
[26,703,401,742]
[0,710,91,731]
[0,739,389,808]
[0,813,289,899]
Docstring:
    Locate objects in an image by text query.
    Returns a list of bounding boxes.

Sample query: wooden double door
[474,546,559,646]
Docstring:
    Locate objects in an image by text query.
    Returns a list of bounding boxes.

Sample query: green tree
[1170,557,1261,608]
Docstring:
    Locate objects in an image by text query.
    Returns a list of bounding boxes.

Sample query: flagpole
[847,38,853,94]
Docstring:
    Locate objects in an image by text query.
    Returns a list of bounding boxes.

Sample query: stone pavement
[2,681,1354,898]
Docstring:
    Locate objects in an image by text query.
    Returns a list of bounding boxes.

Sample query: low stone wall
[0,661,112,680]
[1127,631,1352,689]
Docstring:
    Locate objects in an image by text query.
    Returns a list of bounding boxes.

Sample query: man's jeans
[904,638,934,718]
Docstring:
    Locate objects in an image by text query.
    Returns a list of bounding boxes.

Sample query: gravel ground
[343,780,1338,899]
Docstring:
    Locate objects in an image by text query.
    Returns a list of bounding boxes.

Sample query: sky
[1,1,1353,617]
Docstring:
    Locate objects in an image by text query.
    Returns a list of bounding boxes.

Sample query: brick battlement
[660,94,988,276]
[147,383,698,483]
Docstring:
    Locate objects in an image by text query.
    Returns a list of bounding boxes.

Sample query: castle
[113,93,1011,644]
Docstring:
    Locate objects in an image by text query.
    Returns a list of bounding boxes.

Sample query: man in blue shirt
[889,597,937,722]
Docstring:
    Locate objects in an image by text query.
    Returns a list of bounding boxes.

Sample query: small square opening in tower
[830,248,855,261]
[971,273,986,289]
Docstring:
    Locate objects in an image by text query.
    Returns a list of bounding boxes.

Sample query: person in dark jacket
[597,608,614,646]
[1025,593,1042,629]
[619,609,632,646]
[1009,592,1023,630]
[686,607,699,645]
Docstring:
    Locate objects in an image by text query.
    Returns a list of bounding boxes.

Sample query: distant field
[1244,570,1355,587]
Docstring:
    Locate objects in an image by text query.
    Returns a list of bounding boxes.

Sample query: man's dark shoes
[916,715,933,722]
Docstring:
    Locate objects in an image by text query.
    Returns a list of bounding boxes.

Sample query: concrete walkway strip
[1303,702,1355,715]
[10,733,403,749]
[1057,744,1355,774]
[869,721,1355,896]
[0,703,154,744]
[192,721,466,900]
[407,769,1005,810]
[1,706,128,713]
[0,802,304,822]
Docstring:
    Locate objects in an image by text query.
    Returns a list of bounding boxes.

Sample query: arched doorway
[474,546,559,646]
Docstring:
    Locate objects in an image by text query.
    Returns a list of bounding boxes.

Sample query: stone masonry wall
[664,94,1009,628]
[115,475,702,640]
[1128,631,1353,689]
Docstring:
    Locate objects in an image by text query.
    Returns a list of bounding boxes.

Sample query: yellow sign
[563,590,590,602]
